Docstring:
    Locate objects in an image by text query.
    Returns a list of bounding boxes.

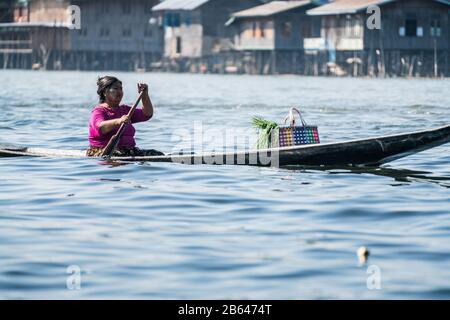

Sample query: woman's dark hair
[97,76,122,103]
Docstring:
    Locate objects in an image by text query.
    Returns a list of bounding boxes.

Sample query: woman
[87,76,164,157]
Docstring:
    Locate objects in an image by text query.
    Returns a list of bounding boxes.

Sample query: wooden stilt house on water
[227,0,326,74]
[0,0,163,71]
[306,0,450,77]
[151,0,263,73]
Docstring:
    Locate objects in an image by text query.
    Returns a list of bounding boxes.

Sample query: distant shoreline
[1,68,449,80]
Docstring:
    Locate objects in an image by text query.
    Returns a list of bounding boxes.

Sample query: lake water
[0,70,449,299]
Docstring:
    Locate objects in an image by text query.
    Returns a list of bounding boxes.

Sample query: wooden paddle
[101,90,145,159]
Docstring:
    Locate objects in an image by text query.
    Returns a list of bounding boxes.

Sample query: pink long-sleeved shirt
[88,104,150,148]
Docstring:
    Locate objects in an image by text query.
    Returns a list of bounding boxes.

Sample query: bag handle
[284,107,307,127]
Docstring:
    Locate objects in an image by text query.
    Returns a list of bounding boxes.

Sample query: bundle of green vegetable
[252,117,279,149]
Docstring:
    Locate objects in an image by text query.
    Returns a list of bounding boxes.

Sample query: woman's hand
[138,82,153,119]
[116,115,130,125]
[138,83,149,94]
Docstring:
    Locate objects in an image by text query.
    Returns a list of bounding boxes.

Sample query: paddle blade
[101,133,120,158]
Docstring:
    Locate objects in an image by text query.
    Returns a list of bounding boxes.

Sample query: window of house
[184,12,191,27]
[122,3,131,15]
[123,28,132,37]
[302,18,321,38]
[176,36,182,54]
[100,27,110,37]
[281,22,292,38]
[344,16,352,37]
[78,28,88,36]
[173,13,180,27]
[405,15,418,37]
[353,18,362,37]
[164,13,171,27]
[312,18,321,37]
[163,13,181,27]
[301,22,311,38]
[144,26,153,37]
[260,21,266,38]
[431,17,442,37]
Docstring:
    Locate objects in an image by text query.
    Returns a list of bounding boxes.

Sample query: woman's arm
[98,115,130,135]
[138,83,153,119]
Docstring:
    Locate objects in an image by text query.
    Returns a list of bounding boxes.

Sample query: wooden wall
[318,0,449,51]
[234,4,317,51]
[365,0,450,50]
[160,0,261,58]
[70,0,163,54]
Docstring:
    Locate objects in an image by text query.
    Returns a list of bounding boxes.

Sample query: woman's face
[105,82,123,106]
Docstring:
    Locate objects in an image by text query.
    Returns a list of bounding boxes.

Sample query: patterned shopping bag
[271,108,320,148]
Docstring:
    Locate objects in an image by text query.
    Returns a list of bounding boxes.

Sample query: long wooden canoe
[1,124,449,167]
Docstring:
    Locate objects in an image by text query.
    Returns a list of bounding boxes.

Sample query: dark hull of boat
[1,124,450,167]
[116,124,450,166]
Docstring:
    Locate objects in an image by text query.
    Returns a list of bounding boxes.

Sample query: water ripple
[1,71,450,299]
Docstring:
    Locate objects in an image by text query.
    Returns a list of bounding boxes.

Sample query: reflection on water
[1,70,450,299]
[283,165,450,188]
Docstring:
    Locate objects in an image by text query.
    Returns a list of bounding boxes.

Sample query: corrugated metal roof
[0,22,71,28]
[232,1,311,18]
[307,0,393,15]
[308,0,450,16]
[152,0,211,11]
